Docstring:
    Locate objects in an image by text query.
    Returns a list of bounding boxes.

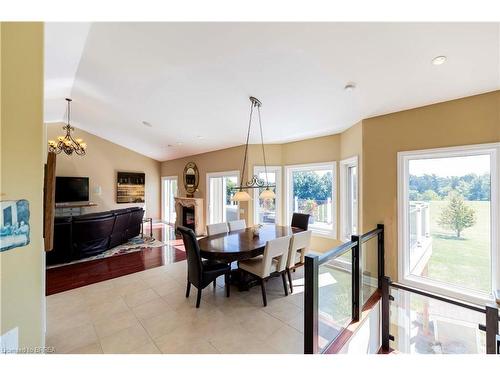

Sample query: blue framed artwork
[0,199,30,252]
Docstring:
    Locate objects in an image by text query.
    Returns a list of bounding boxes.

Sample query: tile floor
[46,260,305,354]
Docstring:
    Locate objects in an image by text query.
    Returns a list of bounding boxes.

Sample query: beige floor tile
[286,314,304,333]
[151,280,184,297]
[47,310,93,337]
[127,342,161,354]
[263,298,303,324]
[140,308,188,339]
[123,288,159,308]
[99,323,152,354]
[142,273,176,287]
[113,278,150,296]
[82,287,122,306]
[93,310,139,338]
[266,325,303,354]
[238,310,287,342]
[132,297,173,320]
[207,324,279,354]
[87,297,129,321]
[68,342,103,354]
[46,323,99,354]
[155,334,219,354]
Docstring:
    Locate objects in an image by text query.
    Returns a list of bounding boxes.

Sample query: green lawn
[426,200,491,293]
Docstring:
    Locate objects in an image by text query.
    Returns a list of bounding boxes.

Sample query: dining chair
[239,235,291,306]
[206,222,229,236]
[286,230,312,293]
[228,219,246,231]
[177,225,231,308]
[291,212,310,231]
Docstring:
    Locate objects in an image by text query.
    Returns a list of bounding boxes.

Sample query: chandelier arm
[239,100,254,190]
[257,105,269,188]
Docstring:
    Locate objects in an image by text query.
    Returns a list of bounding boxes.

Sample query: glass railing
[304,224,384,354]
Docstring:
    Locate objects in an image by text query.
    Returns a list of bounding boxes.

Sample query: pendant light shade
[259,188,276,200]
[232,190,252,202]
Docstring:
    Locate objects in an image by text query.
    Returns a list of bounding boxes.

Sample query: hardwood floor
[46,224,186,295]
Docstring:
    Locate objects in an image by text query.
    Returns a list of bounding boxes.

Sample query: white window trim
[397,142,499,305]
[340,156,359,242]
[206,170,240,224]
[253,165,282,225]
[161,175,178,224]
[285,161,337,238]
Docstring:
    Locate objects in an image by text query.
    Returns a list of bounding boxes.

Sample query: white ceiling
[44,22,500,161]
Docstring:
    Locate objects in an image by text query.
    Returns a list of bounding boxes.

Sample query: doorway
[161,176,178,225]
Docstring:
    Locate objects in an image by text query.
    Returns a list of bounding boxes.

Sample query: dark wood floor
[45,224,186,295]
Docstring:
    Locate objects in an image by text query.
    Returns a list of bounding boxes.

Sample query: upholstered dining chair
[286,230,312,293]
[228,219,246,231]
[291,212,310,231]
[206,222,229,236]
[239,235,291,306]
[177,225,231,308]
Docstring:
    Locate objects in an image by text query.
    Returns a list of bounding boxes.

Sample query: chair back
[287,230,312,268]
[291,213,310,230]
[228,219,246,231]
[177,225,203,287]
[262,235,291,277]
[206,222,228,236]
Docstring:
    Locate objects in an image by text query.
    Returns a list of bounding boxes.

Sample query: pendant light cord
[257,105,270,188]
[239,102,254,190]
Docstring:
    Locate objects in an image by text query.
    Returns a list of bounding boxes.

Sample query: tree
[438,192,476,238]
[421,189,440,201]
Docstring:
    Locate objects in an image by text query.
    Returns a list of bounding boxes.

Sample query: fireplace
[174,197,205,236]
[182,206,195,231]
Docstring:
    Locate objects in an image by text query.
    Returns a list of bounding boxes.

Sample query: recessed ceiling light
[176,142,183,146]
[432,56,447,65]
[142,121,152,127]
[197,136,204,140]
[344,82,356,92]
[167,144,173,147]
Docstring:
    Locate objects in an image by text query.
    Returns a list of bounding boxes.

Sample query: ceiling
[44,22,500,161]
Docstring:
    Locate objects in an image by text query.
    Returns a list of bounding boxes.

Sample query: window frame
[340,156,359,242]
[397,143,499,304]
[285,161,337,238]
[252,165,282,226]
[206,170,240,225]
[161,175,178,224]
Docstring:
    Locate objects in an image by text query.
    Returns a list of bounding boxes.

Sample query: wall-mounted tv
[55,177,89,203]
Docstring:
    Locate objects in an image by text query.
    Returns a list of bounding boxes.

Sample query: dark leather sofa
[47,207,144,265]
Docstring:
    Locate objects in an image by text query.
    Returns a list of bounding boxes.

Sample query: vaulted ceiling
[44,22,500,161]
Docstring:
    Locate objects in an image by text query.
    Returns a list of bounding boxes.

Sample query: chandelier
[48,98,87,156]
[232,96,276,202]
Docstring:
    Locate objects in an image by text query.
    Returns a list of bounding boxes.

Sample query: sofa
[46,207,144,265]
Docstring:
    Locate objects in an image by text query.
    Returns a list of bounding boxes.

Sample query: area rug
[46,236,167,269]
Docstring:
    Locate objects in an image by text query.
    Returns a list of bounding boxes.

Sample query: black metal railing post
[377,224,385,289]
[381,276,391,352]
[485,303,499,354]
[304,254,319,354]
[351,235,361,322]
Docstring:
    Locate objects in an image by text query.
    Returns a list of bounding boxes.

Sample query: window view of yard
[408,154,492,294]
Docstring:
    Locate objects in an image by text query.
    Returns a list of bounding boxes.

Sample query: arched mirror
[183,162,199,197]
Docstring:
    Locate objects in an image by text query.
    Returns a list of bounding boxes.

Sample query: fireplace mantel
[174,197,204,236]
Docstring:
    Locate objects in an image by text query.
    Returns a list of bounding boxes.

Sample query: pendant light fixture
[48,98,87,156]
[232,96,276,202]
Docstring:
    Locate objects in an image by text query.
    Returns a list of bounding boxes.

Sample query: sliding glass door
[253,166,282,225]
[161,176,178,224]
[207,171,239,224]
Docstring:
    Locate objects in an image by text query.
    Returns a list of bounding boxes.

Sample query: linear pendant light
[232,96,276,202]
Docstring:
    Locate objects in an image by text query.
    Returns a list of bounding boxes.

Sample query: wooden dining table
[198,225,303,290]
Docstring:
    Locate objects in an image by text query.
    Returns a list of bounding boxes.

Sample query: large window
[206,171,239,224]
[398,144,499,303]
[285,162,336,237]
[253,166,282,225]
[161,176,178,224]
[340,156,358,241]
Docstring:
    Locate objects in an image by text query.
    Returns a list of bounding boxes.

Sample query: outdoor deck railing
[303,224,384,354]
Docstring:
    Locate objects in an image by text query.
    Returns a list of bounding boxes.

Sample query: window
[285,162,336,237]
[398,144,499,303]
[340,156,358,241]
[206,171,240,224]
[161,176,178,224]
[253,166,282,225]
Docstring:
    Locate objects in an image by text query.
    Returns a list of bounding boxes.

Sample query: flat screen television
[55,176,89,203]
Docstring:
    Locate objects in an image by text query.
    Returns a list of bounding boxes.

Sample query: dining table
[197,224,303,290]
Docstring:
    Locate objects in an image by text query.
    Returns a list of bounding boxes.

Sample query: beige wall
[0,22,45,349]
[362,90,500,279]
[160,133,355,252]
[46,124,162,220]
